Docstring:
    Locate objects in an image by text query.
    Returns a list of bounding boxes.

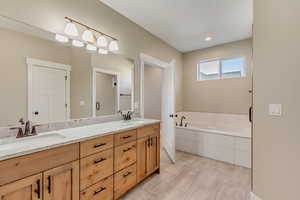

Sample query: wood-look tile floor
[121,150,251,200]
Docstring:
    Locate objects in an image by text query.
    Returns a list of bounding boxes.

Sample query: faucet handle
[31,124,41,135]
[10,126,24,138]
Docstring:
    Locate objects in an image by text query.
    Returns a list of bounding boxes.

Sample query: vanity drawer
[137,123,160,139]
[80,176,113,200]
[80,149,113,190]
[80,135,114,158]
[114,130,137,146]
[114,141,137,172]
[114,164,137,199]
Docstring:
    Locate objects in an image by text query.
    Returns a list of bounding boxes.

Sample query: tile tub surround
[0,118,159,161]
[175,112,251,168]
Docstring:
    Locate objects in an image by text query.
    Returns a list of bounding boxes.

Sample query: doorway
[140,53,176,163]
[92,68,120,117]
[144,65,162,120]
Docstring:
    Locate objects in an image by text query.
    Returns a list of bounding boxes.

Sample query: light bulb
[72,40,84,47]
[64,22,78,36]
[109,40,119,51]
[86,44,97,51]
[98,48,108,55]
[55,34,69,43]
[205,36,212,41]
[97,35,108,47]
[82,29,95,43]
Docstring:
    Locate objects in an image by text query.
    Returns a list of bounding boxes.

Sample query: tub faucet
[179,116,186,127]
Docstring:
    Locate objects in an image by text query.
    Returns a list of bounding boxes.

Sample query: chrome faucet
[10,120,40,138]
[179,116,186,127]
[119,110,134,121]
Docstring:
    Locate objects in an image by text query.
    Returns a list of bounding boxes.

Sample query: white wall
[253,0,300,199]
[144,65,162,120]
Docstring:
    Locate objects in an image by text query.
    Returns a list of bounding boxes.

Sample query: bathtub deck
[121,150,251,200]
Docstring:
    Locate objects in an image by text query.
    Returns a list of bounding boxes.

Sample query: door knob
[34,111,39,115]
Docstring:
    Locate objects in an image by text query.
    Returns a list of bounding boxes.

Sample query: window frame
[197,56,246,81]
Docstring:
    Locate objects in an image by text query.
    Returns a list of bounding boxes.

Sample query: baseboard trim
[250,192,262,200]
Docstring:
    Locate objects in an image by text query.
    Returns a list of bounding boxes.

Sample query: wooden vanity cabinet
[43,161,79,200]
[0,173,42,200]
[0,123,160,200]
[137,124,160,183]
[0,161,79,200]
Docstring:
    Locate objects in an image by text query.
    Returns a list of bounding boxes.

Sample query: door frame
[140,53,176,163]
[26,57,72,121]
[92,67,121,117]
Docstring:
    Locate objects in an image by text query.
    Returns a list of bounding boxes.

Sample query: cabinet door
[137,137,149,183]
[147,135,159,174]
[43,161,79,200]
[0,173,42,200]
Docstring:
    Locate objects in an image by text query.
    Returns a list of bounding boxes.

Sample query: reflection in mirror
[92,55,134,117]
[0,15,135,127]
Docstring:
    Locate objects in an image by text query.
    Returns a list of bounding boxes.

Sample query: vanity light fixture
[55,34,69,43]
[59,17,119,52]
[97,35,108,47]
[86,44,97,51]
[98,48,108,55]
[72,40,84,47]
[109,40,119,52]
[64,21,78,36]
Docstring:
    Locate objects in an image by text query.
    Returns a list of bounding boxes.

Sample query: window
[197,57,245,81]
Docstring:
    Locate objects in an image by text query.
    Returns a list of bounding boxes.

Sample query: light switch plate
[80,101,85,106]
[269,104,282,116]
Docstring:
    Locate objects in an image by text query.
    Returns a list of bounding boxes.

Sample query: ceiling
[99,0,253,52]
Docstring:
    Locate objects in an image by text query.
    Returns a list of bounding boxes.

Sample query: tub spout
[180,116,186,127]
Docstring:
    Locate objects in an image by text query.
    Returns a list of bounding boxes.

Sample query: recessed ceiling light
[205,37,212,41]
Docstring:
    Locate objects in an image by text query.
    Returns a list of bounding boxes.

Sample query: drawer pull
[94,187,106,195]
[94,158,107,164]
[123,171,132,178]
[122,135,132,139]
[94,143,106,148]
[123,147,132,152]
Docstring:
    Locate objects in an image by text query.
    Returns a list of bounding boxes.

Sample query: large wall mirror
[0,15,135,127]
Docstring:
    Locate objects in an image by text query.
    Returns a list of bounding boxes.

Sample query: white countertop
[0,119,160,161]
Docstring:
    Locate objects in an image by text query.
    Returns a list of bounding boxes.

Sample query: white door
[31,66,67,123]
[161,62,176,162]
[95,71,117,116]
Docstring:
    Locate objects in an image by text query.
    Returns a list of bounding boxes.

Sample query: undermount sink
[0,133,66,152]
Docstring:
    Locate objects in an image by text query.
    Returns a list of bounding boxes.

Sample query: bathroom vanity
[0,120,160,200]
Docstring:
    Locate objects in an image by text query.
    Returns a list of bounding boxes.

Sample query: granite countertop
[0,119,160,161]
